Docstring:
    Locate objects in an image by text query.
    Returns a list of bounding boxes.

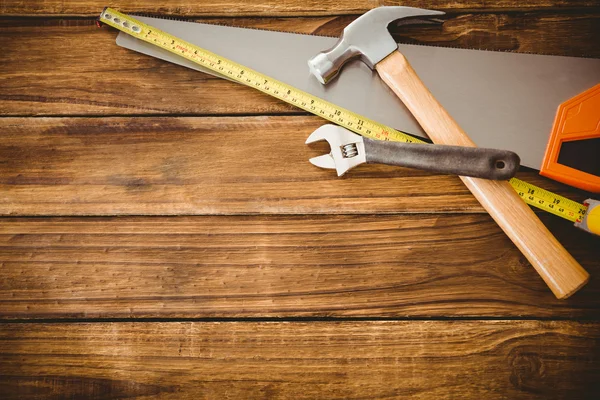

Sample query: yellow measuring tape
[99,8,588,223]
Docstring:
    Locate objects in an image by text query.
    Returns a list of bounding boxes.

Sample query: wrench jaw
[309,154,336,170]
[306,124,367,176]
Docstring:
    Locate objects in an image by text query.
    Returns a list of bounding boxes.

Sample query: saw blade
[116,15,600,169]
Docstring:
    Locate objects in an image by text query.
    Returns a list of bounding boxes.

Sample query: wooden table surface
[1,1,599,398]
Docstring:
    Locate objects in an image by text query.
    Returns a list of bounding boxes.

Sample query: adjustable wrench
[306,125,520,179]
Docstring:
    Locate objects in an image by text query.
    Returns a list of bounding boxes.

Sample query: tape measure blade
[116,31,235,82]
[510,178,587,222]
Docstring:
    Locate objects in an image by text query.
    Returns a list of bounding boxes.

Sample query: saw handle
[363,138,520,180]
[375,51,589,299]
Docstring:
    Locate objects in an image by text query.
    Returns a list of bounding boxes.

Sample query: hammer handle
[376,51,589,299]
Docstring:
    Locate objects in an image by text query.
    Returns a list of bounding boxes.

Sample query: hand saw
[106,10,595,229]
[116,15,600,191]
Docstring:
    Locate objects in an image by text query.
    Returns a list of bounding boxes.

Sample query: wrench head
[305,125,367,176]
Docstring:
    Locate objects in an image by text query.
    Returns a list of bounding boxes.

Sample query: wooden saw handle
[376,51,589,299]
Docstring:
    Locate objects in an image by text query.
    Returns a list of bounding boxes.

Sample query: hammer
[308,6,589,299]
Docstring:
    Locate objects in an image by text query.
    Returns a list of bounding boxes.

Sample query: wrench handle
[376,51,589,299]
[363,138,520,180]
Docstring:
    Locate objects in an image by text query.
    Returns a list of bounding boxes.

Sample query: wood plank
[1,321,599,398]
[211,13,600,56]
[1,14,599,116]
[0,116,589,215]
[1,215,598,319]
[0,19,292,116]
[2,0,597,16]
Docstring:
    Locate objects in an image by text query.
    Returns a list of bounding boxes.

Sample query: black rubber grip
[364,138,520,180]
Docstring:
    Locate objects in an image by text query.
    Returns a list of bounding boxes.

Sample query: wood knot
[509,349,544,391]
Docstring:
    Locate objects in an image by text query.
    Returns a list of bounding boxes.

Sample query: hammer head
[308,7,445,84]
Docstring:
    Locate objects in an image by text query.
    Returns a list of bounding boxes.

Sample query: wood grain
[2,4,600,399]
[0,20,292,116]
[1,321,599,399]
[1,216,598,319]
[1,13,599,116]
[1,0,598,16]
[0,116,589,216]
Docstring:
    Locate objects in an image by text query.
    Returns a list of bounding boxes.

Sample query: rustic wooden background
[1,1,599,398]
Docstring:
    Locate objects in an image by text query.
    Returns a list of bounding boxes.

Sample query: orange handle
[376,51,589,299]
[540,84,600,193]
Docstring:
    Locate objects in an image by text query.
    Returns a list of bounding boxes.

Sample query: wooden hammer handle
[376,51,589,299]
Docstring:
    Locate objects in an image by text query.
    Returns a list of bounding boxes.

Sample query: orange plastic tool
[540,84,600,193]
